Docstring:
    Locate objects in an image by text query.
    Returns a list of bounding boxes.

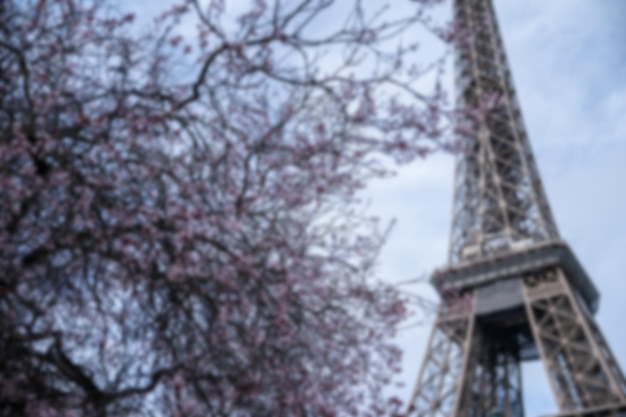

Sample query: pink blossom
[0,0,449,414]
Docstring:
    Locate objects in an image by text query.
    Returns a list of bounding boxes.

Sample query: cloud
[364,1,626,414]
[109,0,626,413]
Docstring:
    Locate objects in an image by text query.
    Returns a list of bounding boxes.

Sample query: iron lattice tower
[409,1,626,417]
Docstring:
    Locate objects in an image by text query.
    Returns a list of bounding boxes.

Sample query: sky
[362,0,626,415]
[110,0,625,414]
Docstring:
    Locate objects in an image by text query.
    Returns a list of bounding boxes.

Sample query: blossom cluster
[0,0,449,415]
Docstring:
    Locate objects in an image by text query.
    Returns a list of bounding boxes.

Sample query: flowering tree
[0,0,450,415]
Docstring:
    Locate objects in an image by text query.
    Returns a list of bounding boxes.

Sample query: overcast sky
[115,0,625,414]
[364,0,626,415]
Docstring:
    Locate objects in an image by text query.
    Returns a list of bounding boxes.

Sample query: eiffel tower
[408,1,626,417]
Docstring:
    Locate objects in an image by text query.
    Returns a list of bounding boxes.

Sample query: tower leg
[411,267,626,417]
[523,268,626,414]
[410,300,525,417]
[410,302,475,417]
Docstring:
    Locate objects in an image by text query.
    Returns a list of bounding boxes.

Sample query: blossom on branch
[0,0,451,415]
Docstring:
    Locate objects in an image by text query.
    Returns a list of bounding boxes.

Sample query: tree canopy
[0,0,450,415]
